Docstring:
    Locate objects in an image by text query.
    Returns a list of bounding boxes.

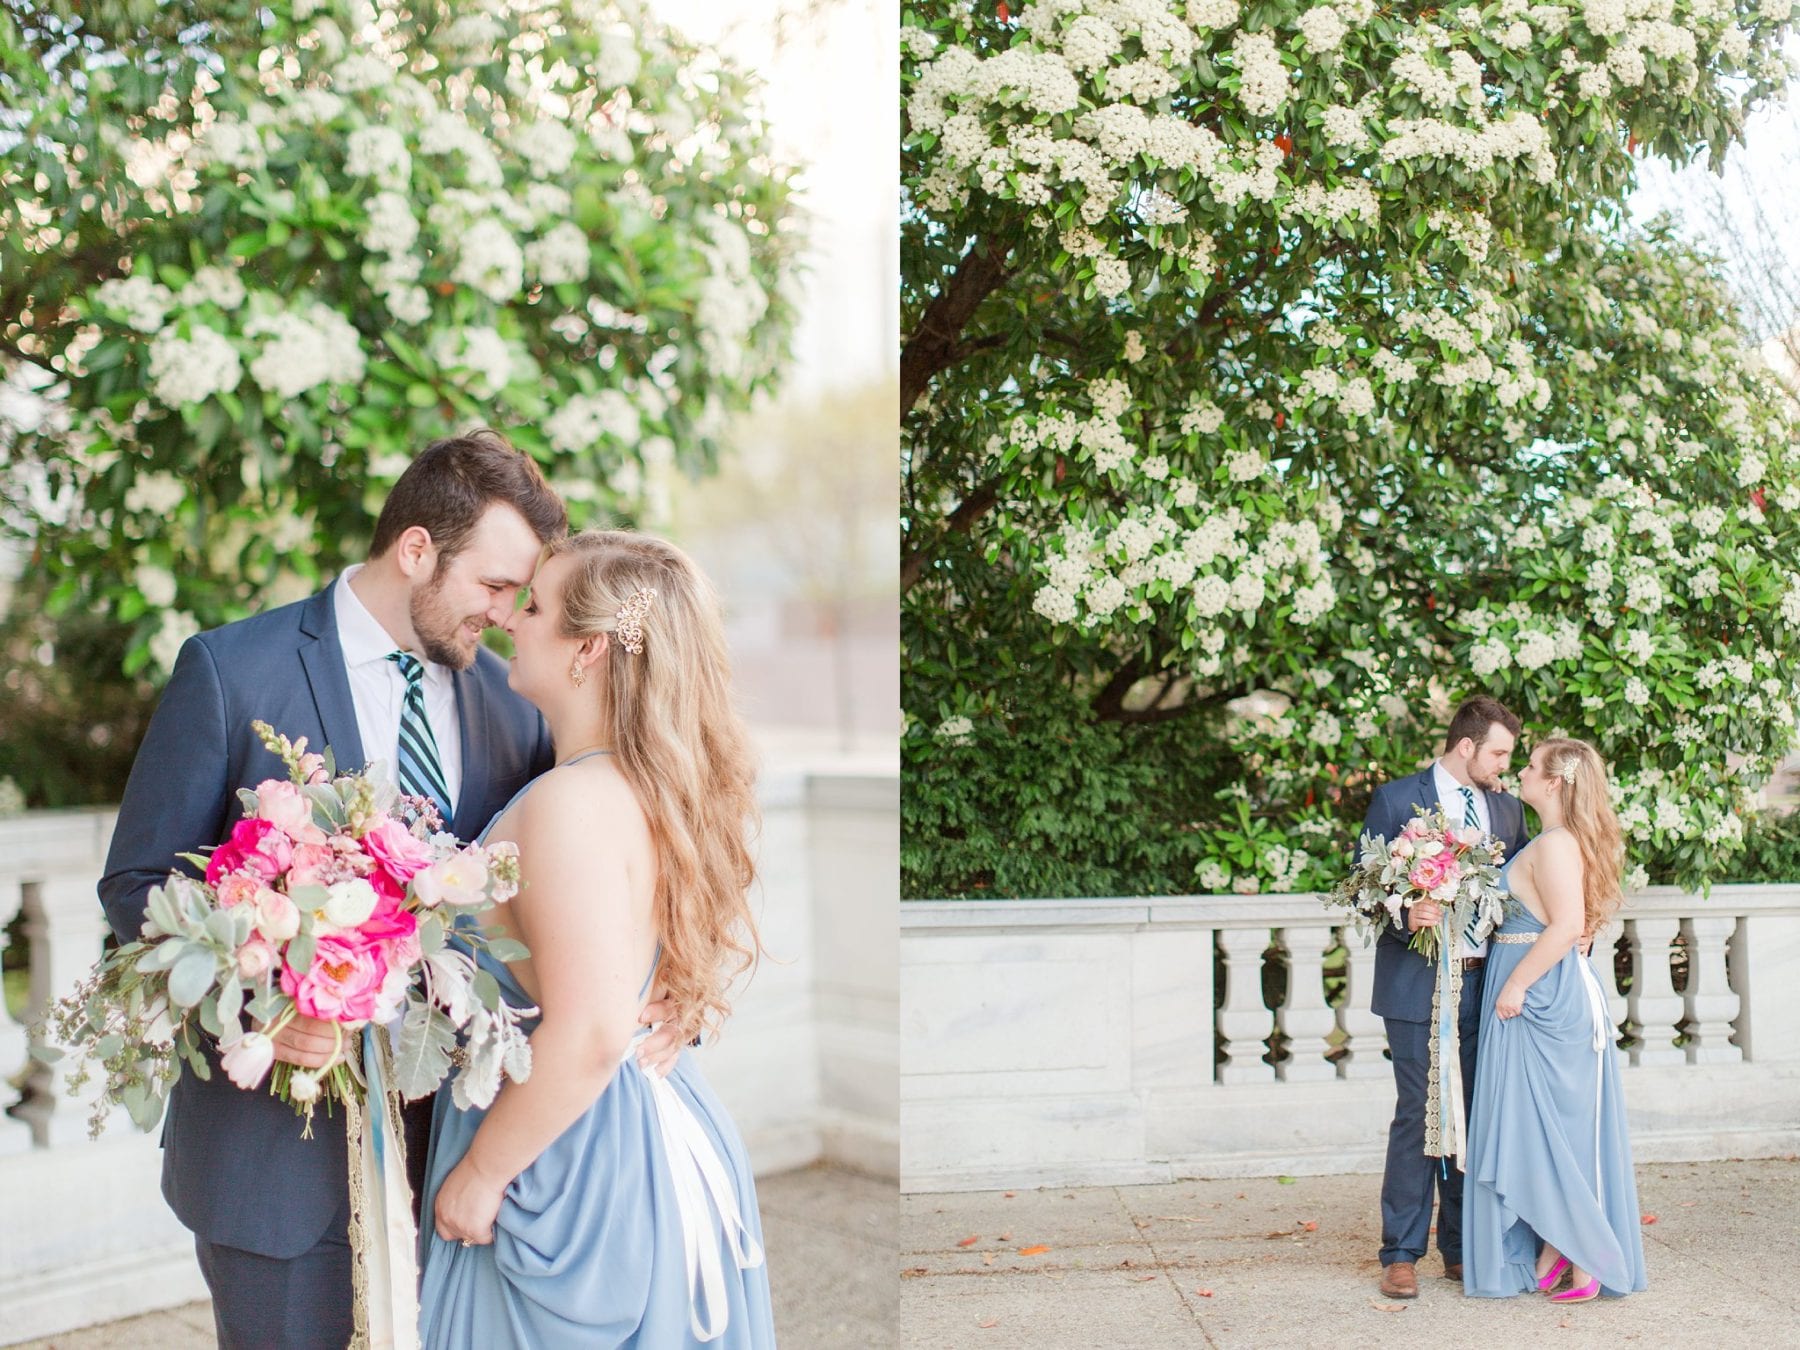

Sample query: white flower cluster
[524,221,591,286]
[147,326,242,408]
[124,471,186,516]
[511,121,578,178]
[361,191,419,255]
[1232,31,1291,119]
[244,304,366,400]
[194,116,269,173]
[1296,6,1348,54]
[452,218,526,303]
[695,217,770,383]
[178,266,246,311]
[347,126,411,188]
[95,276,174,333]
[431,326,514,398]
[543,389,641,454]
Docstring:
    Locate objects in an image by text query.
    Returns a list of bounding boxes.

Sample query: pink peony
[206,817,293,886]
[254,779,327,845]
[1408,851,1456,894]
[361,817,434,887]
[281,932,390,1023]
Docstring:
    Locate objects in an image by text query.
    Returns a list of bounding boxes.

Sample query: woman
[1463,738,1647,1302]
[418,529,776,1347]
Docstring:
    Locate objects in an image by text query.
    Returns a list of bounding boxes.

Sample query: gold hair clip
[607,587,657,656]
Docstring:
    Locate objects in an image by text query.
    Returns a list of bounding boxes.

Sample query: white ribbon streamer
[624,1031,764,1342]
[1573,951,1609,1209]
[359,1028,423,1350]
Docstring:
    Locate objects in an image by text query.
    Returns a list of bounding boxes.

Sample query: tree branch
[900,234,1014,412]
[899,476,998,592]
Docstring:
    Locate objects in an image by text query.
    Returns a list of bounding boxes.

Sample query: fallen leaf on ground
[1195,1289,1215,1298]
[982,1253,995,1266]
[998,1230,1013,1241]
[1018,1244,1050,1256]
[1301,1220,1319,1232]
[1678,1201,1697,1208]
[956,1235,980,1247]
[1003,1191,1016,1199]
[977,1318,999,1330]
[1641,1214,1659,1225]
[1277,1176,1297,1185]
[1265,1230,1292,1240]
[1235,1192,1247,1200]
[1369,1300,1409,1313]
[1131,1274,1157,1282]
[902,1267,929,1278]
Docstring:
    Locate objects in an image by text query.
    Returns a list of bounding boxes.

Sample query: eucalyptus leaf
[167,949,218,1009]
[390,1004,459,1101]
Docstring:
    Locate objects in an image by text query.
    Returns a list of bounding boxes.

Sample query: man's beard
[409,564,482,670]
[1470,768,1503,792]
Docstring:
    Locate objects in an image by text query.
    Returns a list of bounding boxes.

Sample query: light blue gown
[1463,853,1647,1299]
[417,761,777,1347]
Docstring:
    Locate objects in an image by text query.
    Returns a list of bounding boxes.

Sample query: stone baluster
[1681,914,1742,1066]
[1274,926,1336,1083]
[15,876,112,1147]
[1628,915,1686,1068]
[0,872,33,1154]
[1336,932,1388,1080]
[1214,927,1277,1084]
[1597,930,1629,1047]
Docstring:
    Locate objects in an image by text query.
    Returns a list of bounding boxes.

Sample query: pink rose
[236,938,277,980]
[287,843,337,889]
[205,818,292,886]
[1451,825,1484,849]
[254,779,327,845]
[214,872,261,908]
[280,932,390,1023]
[361,817,434,887]
[253,888,300,943]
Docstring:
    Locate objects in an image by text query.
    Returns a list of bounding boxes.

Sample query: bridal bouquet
[39,721,535,1139]
[1325,806,1508,962]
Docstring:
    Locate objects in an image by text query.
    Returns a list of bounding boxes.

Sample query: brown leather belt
[1461,957,1486,973]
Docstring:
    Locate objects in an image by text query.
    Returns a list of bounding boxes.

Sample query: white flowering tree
[1,0,798,679]
[901,0,1800,898]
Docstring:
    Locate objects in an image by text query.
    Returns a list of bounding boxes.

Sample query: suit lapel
[296,585,366,774]
[449,663,490,839]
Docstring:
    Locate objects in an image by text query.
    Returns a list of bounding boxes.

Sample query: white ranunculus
[321,878,379,929]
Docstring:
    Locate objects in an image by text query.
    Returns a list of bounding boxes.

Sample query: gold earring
[569,659,585,687]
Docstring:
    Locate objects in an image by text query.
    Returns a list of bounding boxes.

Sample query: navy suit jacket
[1361,766,1531,1024]
[98,583,553,1258]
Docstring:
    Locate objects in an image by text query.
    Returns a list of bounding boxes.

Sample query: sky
[647,0,896,398]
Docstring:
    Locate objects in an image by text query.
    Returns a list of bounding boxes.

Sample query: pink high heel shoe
[1535,1256,1570,1292]
[1549,1277,1600,1303]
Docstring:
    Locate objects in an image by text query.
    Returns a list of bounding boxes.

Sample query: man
[99,431,686,1348]
[1363,695,1530,1300]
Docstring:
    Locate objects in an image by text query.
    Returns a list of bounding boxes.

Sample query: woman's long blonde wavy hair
[548,528,762,1037]
[1538,737,1625,935]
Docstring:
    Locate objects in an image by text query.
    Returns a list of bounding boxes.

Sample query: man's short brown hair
[369,429,567,563]
[1443,695,1523,753]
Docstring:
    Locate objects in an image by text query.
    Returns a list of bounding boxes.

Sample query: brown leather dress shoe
[1443,1263,1463,1281]
[1379,1262,1419,1299]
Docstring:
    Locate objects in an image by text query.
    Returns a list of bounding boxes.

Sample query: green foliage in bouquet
[1,0,800,680]
[901,0,1800,897]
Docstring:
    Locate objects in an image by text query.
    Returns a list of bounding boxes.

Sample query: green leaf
[168,949,218,1008]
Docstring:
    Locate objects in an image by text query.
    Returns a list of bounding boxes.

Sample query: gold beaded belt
[1491,932,1536,944]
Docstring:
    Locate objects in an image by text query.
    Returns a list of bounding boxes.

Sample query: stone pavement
[9,1162,895,1350]
[901,1158,1799,1349]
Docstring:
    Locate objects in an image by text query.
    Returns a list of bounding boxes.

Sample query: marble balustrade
[901,889,1800,1192]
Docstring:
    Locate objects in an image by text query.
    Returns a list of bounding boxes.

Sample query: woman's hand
[433,1158,507,1247]
[1494,981,1527,1021]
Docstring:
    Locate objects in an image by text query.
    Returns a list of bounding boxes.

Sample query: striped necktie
[387,651,453,823]
[1458,785,1482,945]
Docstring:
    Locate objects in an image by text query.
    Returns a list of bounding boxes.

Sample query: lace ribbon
[624,1029,764,1342]
[346,1026,423,1350]
[1422,921,1468,1169]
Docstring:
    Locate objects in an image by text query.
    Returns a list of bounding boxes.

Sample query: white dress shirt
[1431,759,1488,960]
[333,565,462,817]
